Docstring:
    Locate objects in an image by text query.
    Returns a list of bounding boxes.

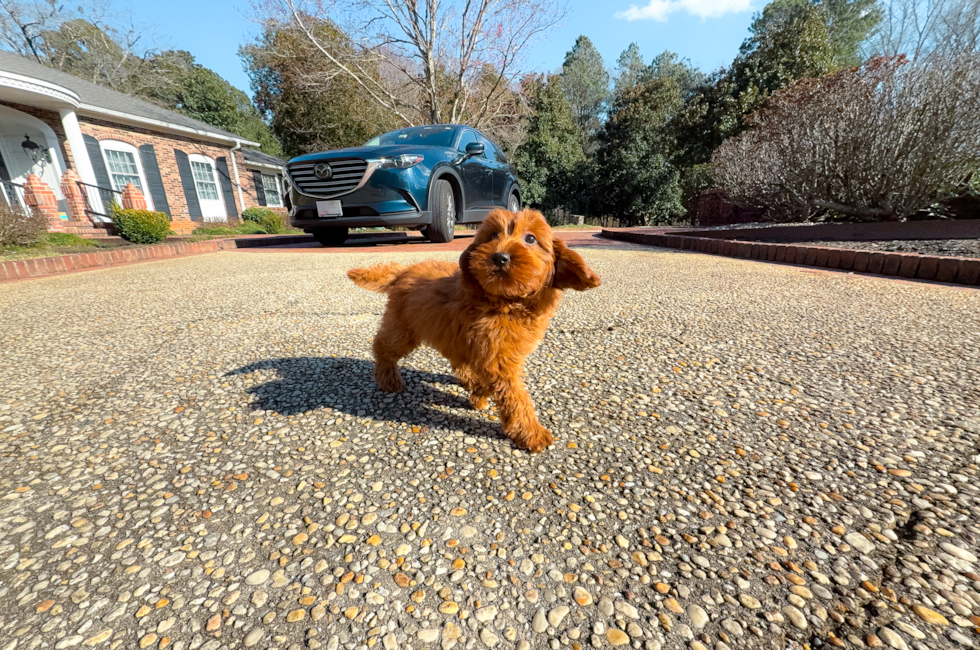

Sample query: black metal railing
[76,181,121,222]
[1,179,25,208]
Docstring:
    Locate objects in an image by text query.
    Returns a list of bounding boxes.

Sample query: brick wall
[0,101,76,172]
[79,117,260,221]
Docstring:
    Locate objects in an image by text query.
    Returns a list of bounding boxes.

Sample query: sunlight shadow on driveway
[226,356,507,442]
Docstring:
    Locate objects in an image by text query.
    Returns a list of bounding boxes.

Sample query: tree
[865,0,979,59]
[817,0,883,65]
[259,0,564,131]
[0,0,61,62]
[670,0,836,171]
[613,43,646,97]
[712,55,980,222]
[732,0,836,96]
[38,18,180,98]
[241,17,398,156]
[645,51,707,99]
[595,78,684,225]
[148,51,281,155]
[512,75,584,211]
[561,35,610,141]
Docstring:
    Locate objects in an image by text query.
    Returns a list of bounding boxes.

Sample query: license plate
[316,200,343,217]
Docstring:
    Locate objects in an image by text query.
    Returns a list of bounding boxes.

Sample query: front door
[454,129,492,221]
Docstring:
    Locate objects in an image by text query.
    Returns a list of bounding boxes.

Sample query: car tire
[425,179,456,243]
[311,227,348,247]
[508,191,521,212]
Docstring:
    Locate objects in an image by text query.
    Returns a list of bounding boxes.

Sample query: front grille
[288,158,368,198]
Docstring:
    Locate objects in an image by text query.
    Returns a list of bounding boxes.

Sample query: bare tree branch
[253,0,565,133]
[713,55,980,222]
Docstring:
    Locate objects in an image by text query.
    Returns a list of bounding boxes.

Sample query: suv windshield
[365,125,457,148]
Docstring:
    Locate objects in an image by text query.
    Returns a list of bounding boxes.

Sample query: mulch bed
[790,239,980,259]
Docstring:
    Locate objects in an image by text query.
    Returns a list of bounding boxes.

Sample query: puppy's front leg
[372,323,416,393]
[493,377,553,453]
[453,365,490,410]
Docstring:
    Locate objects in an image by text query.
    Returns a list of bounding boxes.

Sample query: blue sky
[119,0,758,95]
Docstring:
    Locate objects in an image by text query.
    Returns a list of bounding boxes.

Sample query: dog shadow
[226,356,507,442]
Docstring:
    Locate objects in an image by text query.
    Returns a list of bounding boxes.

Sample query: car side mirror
[465,142,485,157]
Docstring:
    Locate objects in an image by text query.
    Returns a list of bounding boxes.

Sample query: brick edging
[0,239,239,283]
[600,230,980,287]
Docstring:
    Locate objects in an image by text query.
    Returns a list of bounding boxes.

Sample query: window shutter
[251,170,267,206]
[138,144,170,217]
[174,149,202,220]
[215,157,238,219]
[83,134,112,189]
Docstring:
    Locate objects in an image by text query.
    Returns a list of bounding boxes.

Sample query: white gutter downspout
[230,139,245,216]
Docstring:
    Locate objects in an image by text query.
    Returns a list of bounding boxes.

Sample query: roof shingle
[0,50,257,144]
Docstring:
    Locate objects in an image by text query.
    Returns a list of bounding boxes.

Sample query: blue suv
[284,124,521,246]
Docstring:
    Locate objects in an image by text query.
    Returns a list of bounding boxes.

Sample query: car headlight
[379,154,423,169]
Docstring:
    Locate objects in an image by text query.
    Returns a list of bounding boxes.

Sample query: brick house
[0,51,285,234]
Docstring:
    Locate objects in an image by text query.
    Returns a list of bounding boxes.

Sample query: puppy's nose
[491,252,510,267]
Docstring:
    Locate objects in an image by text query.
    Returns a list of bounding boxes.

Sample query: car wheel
[311,227,348,247]
[425,179,456,243]
[508,192,521,212]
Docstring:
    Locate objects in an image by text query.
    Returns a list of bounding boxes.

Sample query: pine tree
[596,78,684,225]
[645,51,707,100]
[560,35,610,142]
[512,75,585,211]
[614,43,645,97]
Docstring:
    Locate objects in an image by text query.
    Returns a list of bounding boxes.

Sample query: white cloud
[615,0,752,21]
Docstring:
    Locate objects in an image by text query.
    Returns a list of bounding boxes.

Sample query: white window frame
[99,140,154,211]
[261,173,283,207]
[187,153,226,221]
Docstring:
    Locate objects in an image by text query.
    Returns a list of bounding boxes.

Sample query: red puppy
[348,209,601,452]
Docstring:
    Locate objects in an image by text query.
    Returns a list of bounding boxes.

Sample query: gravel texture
[1,247,980,650]
[792,240,980,259]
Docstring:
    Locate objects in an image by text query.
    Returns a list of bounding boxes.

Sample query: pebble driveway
[1,244,979,650]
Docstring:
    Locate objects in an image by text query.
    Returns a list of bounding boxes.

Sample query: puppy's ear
[459,243,479,288]
[552,238,601,291]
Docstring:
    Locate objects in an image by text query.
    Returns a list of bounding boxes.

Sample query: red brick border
[0,239,239,283]
[599,230,980,288]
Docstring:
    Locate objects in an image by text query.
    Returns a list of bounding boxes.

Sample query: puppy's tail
[347,263,407,293]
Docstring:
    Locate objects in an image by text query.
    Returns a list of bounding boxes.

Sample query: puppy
[347,209,601,453]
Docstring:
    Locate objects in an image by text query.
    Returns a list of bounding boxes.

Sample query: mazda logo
[314,163,332,180]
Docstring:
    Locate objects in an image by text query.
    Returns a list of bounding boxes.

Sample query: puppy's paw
[375,366,406,393]
[520,425,553,454]
[469,394,489,411]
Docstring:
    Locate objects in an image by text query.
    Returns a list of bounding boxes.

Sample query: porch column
[58,108,98,187]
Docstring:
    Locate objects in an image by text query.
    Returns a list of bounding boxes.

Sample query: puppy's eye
[491,232,499,240]
[524,234,537,245]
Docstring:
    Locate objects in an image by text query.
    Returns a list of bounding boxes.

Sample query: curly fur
[348,209,601,453]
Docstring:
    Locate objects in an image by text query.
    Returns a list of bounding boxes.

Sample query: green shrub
[261,212,287,234]
[45,232,97,247]
[0,203,47,247]
[112,208,172,244]
[242,207,286,234]
[238,221,269,234]
[191,225,240,237]
[242,207,278,223]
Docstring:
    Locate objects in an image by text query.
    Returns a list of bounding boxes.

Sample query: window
[456,130,478,153]
[105,150,143,192]
[365,125,456,147]
[187,154,226,221]
[479,135,505,163]
[99,140,153,210]
[261,174,282,207]
[191,160,220,201]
